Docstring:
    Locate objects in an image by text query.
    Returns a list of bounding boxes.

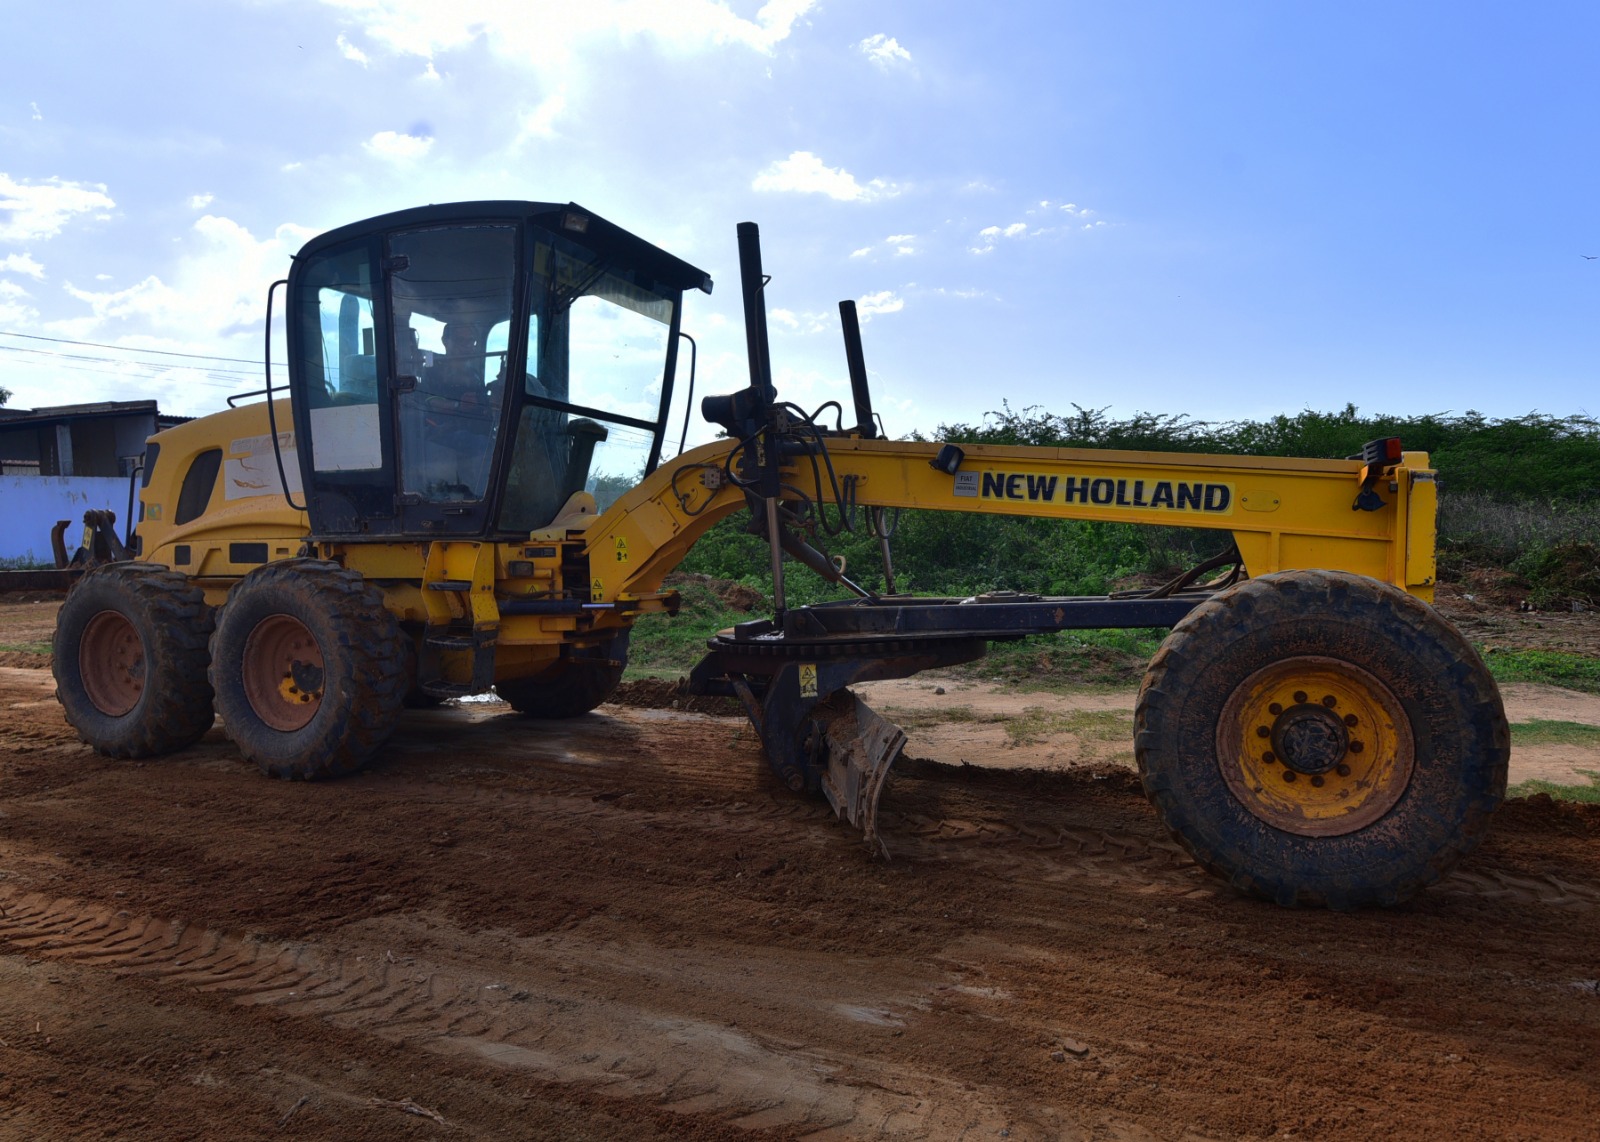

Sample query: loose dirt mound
[663,571,766,612]
[1435,578,1600,656]
[612,676,744,716]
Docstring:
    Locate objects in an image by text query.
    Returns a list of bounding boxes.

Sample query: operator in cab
[418,320,503,498]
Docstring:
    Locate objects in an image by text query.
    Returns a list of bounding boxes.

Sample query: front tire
[1135,570,1508,909]
[209,560,405,779]
[53,562,215,758]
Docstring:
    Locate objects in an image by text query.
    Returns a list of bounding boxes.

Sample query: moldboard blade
[818,690,907,852]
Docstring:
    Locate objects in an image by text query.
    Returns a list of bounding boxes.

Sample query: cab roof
[294,200,713,295]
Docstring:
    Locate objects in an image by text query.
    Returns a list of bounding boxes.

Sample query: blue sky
[2,1,1596,445]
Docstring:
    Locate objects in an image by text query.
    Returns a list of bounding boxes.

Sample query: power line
[0,342,271,380]
[0,329,284,367]
[0,354,256,392]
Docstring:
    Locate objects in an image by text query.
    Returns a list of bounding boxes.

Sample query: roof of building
[0,400,191,427]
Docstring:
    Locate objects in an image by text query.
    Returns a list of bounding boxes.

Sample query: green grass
[625,580,752,678]
[1507,770,1600,804]
[1004,707,1132,746]
[0,640,50,655]
[1482,648,1600,694]
[0,555,54,571]
[881,705,1006,731]
[1509,719,1600,746]
[957,629,1163,690]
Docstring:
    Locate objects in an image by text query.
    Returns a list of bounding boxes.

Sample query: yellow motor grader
[51,200,1507,909]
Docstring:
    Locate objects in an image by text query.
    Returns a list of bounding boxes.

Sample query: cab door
[291,236,399,535]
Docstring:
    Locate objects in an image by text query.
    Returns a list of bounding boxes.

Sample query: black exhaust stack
[838,300,876,439]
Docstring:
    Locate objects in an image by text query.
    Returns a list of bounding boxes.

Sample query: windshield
[500,228,677,532]
[388,223,518,504]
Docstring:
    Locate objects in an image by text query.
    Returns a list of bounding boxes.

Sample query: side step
[420,626,497,698]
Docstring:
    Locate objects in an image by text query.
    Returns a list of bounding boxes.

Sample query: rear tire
[496,634,627,718]
[1135,570,1508,909]
[53,562,215,758]
[209,560,405,779]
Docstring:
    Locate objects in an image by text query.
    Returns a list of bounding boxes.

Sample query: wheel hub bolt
[1263,751,1276,763]
[1310,775,1325,787]
[1336,763,1352,777]
[1321,695,1337,708]
[1293,691,1308,703]
[1268,702,1283,715]
[1282,770,1297,782]
[1257,725,1271,738]
[1349,740,1364,754]
[1343,714,1358,727]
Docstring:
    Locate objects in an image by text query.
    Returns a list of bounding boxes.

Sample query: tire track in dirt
[878,801,1597,910]
[354,769,1217,900]
[0,888,1016,1138]
[1432,864,1600,909]
[377,764,1600,911]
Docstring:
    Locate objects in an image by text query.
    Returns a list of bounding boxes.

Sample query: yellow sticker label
[591,576,604,602]
[798,663,818,698]
[614,536,629,563]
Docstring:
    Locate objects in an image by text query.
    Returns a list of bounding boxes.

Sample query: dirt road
[2,647,1598,1139]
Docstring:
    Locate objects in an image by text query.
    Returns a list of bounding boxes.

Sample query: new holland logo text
[953,470,1232,514]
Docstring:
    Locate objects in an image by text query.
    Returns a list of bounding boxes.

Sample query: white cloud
[929,286,994,301]
[318,0,817,69]
[515,90,567,143]
[63,215,317,343]
[768,307,830,334]
[187,193,214,210]
[970,221,1031,253]
[29,102,42,121]
[857,289,903,321]
[752,152,897,202]
[0,252,45,279]
[858,33,912,69]
[852,232,917,259]
[0,174,115,243]
[337,33,370,65]
[36,213,322,414]
[364,130,435,160]
[969,198,1114,253]
[0,279,37,326]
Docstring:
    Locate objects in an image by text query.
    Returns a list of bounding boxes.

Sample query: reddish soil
[3,587,1600,1139]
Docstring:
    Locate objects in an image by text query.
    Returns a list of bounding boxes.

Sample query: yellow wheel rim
[241,614,324,732]
[1217,656,1413,837]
